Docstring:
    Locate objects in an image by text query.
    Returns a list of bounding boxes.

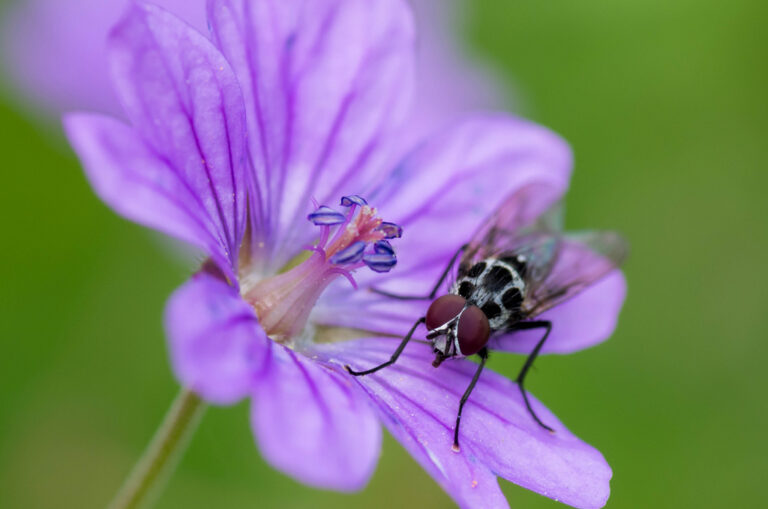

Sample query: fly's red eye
[457,305,490,356]
[426,294,466,330]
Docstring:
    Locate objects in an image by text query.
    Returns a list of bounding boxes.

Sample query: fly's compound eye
[456,305,490,356]
[426,294,466,331]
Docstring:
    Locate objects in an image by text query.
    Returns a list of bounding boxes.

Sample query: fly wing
[459,181,563,275]
[522,230,628,317]
[459,181,626,315]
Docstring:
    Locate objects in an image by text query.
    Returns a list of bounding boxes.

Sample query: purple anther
[307,206,346,225]
[340,195,368,207]
[363,252,397,273]
[373,240,395,256]
[377,221,403,239]
[329,241,367,265]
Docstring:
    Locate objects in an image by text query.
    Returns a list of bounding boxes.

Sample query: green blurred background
[1,0,767,508]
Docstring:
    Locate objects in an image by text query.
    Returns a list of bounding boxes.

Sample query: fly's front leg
[452,348,488,452]
[370,244,468,301]
[345,317,426,376]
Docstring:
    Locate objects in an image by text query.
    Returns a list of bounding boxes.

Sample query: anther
[373,240,394,255]
[309,195,401,275]
[363,252,397,273]
[377,222,403,239]
[329,241,366,265]
[308,206,345,225]
[340,195,368,207]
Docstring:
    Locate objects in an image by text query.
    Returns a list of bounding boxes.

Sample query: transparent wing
[459,181,563,274]
[522,230,628,317]
[458,181,626,316]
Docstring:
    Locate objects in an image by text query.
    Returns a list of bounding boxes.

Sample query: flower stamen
[243,196,400,344]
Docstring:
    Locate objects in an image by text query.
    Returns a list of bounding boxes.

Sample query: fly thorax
[451,257,526,330]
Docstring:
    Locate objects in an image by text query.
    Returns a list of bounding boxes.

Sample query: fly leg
[345,317,426,376]
[452,348,488,452]
[370,244,468,300]
[511,320,554,432]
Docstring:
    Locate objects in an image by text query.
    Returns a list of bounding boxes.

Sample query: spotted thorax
[430,256,530,359]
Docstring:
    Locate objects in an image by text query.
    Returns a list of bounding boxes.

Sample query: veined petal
[250,344,381,492]
[401,0,503,146]
[315,337,611,509]
[208,0,415,271]
[490,270,627,354]
[165,272,268,404]
[0,0,207,116]
[315,115,572,337]
[64,113,235,280]
[376,115,571,284]
[109,3,247,269]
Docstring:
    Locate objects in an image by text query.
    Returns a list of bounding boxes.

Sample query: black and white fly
[345,182,627,451]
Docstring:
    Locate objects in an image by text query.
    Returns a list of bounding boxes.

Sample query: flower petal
[490,269,627,354]
[208,0,415,270]
[403,0,504,144]
[164,272,268,404]
[64,113,235,280]
[109,3,247,269]
[315,116,572,336]
[0,0,206,117]
[314,337,611,509]
[377,115,571,286]
[250,344,381,492]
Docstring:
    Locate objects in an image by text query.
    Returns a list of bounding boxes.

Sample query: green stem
[108,389,206,509]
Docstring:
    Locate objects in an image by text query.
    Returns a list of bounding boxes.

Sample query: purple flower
[63,2,625,508]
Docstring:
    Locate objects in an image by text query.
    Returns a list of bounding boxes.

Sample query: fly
[345,182,627,451]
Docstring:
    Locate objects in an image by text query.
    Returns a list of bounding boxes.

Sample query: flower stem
[108,388,206,509]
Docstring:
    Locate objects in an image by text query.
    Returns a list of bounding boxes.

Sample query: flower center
[242,195,401,344]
